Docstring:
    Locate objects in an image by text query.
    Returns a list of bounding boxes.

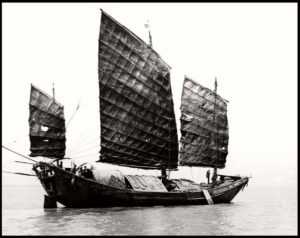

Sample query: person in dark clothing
[71,164,77,174]
[206,170,210,184]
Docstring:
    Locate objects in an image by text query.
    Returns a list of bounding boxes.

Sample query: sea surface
[2,185,297,235]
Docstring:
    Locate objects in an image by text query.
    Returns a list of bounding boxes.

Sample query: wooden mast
[145,20,153,47]
[212,77,218,182]
[52,82,60,167]
[146,19,167,182]
[52,83,55,101]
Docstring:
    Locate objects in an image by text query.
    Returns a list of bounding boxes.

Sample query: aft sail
[179,76,229,168]
[28,85,66,158]
[97,10,178,169]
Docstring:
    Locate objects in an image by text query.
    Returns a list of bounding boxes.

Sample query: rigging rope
[66,143,100,157]
[66,136,99,155]
[66,95,99,149]
[190,167,194,181]
[2,145,38,163]
[197,167,201,179]
[67,114,100,151]
[70,152,99,159]
[67,125,100,153]
[78,96,98,108]
[3,136,27,147]
[66,102,80,129]
[14,160,35,165]
[3,171,36,177]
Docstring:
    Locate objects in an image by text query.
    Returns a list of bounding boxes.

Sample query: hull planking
[33,162,249,208]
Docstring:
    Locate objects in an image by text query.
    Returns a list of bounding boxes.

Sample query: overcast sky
[2,3,297,187]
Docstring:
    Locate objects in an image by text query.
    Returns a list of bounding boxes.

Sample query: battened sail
[179,76,229,168]
[28,85,66,158]
[97,10,178,169]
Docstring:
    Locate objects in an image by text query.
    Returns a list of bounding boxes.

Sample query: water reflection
[25,204,244,235]
[3,186,297,235]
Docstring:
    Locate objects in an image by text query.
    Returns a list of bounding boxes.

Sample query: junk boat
[26,9,249,208]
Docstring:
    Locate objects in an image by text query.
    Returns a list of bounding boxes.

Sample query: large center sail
[28,84,66,158]
[179,76,229,168]
[97,10,178,169]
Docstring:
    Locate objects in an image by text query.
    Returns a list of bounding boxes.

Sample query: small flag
[144,20,150,29]
[144,20,152,47]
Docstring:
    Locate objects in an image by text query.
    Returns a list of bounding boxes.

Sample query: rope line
[67,136,100,154]
[2,145,37,163]
[67,115,99,150]
[190,167,194,180]
[66,143,100,157]
[3,171,36,177]
[66,102,80,129]
[67,126,100,152]
[70,152,99,159]
[3,136,27,147]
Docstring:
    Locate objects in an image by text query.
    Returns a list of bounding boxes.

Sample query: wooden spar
[2,145,38,163]
[52,82,57,170]
[14,160,35,165]
[3,171,36,177]
[148,31,152,47]
[203,189,214,205]
[52,83,55,101]
[144,19,153,47]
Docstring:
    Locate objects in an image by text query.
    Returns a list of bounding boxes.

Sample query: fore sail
[179,76,229,168]
[97,10,178,169]
[28,84,66,158]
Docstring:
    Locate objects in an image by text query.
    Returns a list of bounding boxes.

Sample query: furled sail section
[179,76,229,168]
[97,10,178,169]
[28,84,66,158]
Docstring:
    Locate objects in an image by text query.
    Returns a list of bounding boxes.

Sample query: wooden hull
[33,162,249,208]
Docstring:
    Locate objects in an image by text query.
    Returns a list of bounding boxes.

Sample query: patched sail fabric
[179,76,229,168]
[29,85,66,158]
[97,10,178,169]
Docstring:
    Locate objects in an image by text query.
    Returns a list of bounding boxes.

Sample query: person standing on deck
[212,169,217,182]
[206,170,211,184]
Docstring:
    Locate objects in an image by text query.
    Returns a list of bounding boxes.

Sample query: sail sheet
[97,10,178,169]
[179,76,229,168]
[28,84,66,158]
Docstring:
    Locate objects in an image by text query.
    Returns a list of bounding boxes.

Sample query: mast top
[52,83,55,101]
[214,77,218,93]
[144,20,153,47]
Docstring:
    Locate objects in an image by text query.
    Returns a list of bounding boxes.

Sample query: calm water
[2,185,297,235]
